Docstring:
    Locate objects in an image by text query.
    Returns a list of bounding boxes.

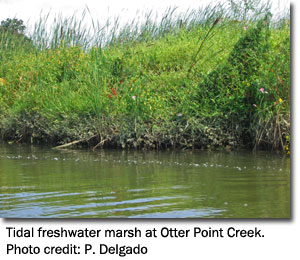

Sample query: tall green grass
[0,0,290,151]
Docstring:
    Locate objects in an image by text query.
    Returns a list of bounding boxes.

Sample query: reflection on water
[0,144,290,218]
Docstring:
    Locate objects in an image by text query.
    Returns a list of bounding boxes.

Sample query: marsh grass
[0,0,290,151]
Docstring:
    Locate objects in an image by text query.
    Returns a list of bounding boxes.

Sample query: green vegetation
[0,1,290,151]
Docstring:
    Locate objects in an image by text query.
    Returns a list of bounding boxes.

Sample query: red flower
[108,94,112,98]
[112,88,117,97]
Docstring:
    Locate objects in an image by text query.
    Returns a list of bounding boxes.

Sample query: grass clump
[0,1,290,151]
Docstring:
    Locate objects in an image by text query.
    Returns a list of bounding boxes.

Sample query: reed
[0,0,290,151]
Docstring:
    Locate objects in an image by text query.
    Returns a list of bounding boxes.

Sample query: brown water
[0,144,290,218]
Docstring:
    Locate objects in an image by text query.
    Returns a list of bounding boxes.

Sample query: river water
[0,144,290,218]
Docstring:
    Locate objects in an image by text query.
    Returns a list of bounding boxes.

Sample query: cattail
[60,26,64,40]
[179,19,183,29]
[213,17,221,27]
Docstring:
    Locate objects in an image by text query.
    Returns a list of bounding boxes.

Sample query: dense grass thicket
[0,1,290,151]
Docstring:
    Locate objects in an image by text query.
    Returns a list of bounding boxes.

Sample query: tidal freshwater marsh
[0,1,290,218]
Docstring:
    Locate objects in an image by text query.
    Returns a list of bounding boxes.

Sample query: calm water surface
[0,144,290,218]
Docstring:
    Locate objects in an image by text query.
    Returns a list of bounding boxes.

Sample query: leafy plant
[0,2,290,151]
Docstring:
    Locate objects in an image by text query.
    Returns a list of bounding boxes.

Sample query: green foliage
[0,3,290,151]
[0,18,26,34]
[194,14,274,148]
[0,18,34,57]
